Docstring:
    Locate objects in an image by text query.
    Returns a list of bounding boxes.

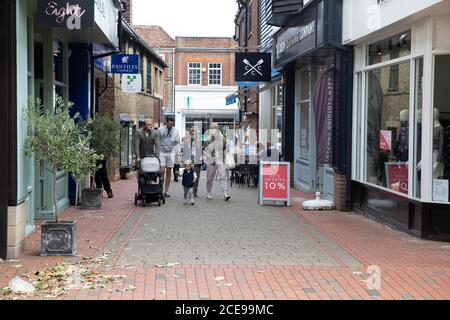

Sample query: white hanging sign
[121,74,142,93]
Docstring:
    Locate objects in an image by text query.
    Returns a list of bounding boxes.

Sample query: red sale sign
[385,163,408,194]
[259,162,291,206]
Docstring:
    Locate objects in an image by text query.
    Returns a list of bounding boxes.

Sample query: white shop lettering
[45,1,86,24]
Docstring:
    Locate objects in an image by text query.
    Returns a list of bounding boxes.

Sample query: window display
[414,58,423,198]
[433,55,450,202]
[365,61,410,193]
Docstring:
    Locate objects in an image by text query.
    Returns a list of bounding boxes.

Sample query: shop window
[120,123,135,168]
[139,54,144,91]
[208,63,222,85]
[414,58,423,199]
[188,62,201,85]
[154,67,162,94]
[432,55,450,203]
[388,64,399,92]
[146,60,152,93]
[299,102,310,160]
[298,69,311,161]
[365,61,410,193]
[368,31,411,66]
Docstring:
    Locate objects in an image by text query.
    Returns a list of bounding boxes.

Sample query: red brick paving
[1,180,450,300]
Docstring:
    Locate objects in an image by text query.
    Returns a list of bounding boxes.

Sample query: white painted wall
[175,86,238,112]
[174,86,239,134]
[343,0,442,44]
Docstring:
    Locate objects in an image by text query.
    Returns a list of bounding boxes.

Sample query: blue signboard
[111,54,139,74]
[94,58,105,71]
[226,94,237,106]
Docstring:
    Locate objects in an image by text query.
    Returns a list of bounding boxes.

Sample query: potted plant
[25,97,101,256]
[82,114,121,206]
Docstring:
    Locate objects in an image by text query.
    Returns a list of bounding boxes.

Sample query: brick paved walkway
[1,176,450,300]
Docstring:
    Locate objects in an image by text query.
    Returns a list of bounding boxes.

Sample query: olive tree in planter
[81,114,120,208]
[25,97,101,256]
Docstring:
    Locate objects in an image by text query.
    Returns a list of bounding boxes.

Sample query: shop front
[175,87,239,137]
[1,0,121,259]
[274,0,352,208]
[344,0,450,240]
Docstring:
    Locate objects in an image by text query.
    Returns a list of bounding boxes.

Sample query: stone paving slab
[115,173,344,267]
[2,177,450,300]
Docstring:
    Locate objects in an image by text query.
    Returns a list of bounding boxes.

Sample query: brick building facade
[97,21,167,181]
[173,37,239,135]
[234,0,261,131]
[134,25,176,118]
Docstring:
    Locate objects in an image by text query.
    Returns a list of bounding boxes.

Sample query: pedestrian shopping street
[1,176,450,300]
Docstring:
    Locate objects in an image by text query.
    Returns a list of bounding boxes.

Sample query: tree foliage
[85,114,121,160]
[24,97,102,221]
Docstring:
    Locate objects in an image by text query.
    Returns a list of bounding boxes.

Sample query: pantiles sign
[111,54,139,74]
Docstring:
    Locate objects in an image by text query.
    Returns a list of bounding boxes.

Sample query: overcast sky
[132,0,237,38]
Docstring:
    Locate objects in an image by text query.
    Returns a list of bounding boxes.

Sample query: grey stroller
[134,157,165,207]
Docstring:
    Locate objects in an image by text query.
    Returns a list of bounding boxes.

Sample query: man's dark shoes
[107,190,114,198]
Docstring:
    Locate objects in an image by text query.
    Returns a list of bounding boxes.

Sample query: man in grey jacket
[135,119,160,162]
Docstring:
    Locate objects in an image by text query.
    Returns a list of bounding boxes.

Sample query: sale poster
[385,163,408,194]
[380,130,392,151]
[259,162,291,206]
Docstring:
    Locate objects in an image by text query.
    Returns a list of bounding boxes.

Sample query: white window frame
[208,63,222,86]
[354,32,416,200]
[188,62,202,86]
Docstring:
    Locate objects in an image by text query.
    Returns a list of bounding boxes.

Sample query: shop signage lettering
[37,0,95,29]
[95,0,106,19]
[259,162,291,207]
[275,21,316,59]
[313,68,335,165]
[111,54,139,74]
[377,0,393,5]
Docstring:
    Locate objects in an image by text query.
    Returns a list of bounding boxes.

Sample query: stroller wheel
[141,200,146,208]
[158,199,162,206]
[134,194,138,206]
[162,195,166,205]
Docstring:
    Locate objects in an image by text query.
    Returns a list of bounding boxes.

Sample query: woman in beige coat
[203,123,231,201]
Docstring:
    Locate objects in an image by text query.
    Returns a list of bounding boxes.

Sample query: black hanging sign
[37,0,95,29]
[235,53,272,82]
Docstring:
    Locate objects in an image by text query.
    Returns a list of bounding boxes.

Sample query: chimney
[121,0,133,24]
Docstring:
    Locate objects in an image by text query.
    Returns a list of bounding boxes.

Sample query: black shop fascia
[272,0,353,207]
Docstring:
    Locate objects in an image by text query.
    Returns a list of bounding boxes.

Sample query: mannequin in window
[433,108,445,179]
[396,109,409,162]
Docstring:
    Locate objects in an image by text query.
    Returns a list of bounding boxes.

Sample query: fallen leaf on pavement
[225,283,233,287]
[214,276,225,282]
[160,290,166,294]
[353,272,362,276]
[12,265,23,269]
[155,265,165,268]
